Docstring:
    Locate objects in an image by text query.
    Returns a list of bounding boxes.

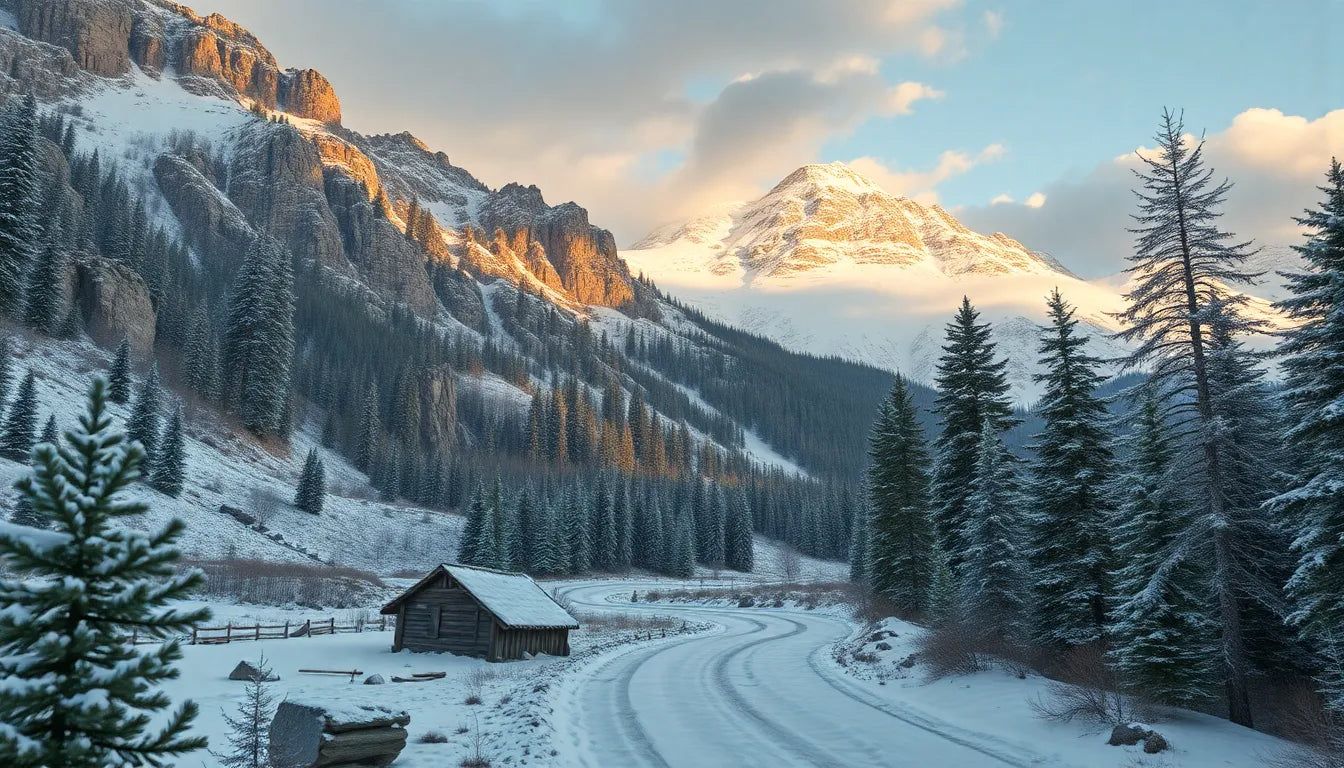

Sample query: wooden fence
[189,615,394,645]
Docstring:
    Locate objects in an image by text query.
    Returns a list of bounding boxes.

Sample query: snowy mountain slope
[625,162,1281,404]
[0,331,464,575]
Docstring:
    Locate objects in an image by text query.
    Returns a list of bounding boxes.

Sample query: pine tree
[0,377,210,767]
[294,448,325,515]
[213,654,276,768]
[849,500,871,584]
[532,499,565,576]
[0,94,40,316]
[867,375,936,614]
[458,482,488,565]
[490,477,512,568]
[107,339,132,404]
[38,414,56,446]
[183,305,218,401]
[725,488,755,572]
[670,512,696,578]
[1027,289,1115,649]
[1113,110,1273,726]
[591,475,617,571]
[21,237,64,333]
[222,236,295,438]
[1276,160,1344,709]
[0,369,38,461]
[149,406,186,497]
[0,335,12,407]
[512,486,535,571]
[126,363,162,466]
[356,380,380,474]
[563,485,591,573]
[931,298,1019,570]
[959,419,1029,649]
[1107,393,1218,706]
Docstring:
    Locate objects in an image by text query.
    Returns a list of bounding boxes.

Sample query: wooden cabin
[380,563,579,661]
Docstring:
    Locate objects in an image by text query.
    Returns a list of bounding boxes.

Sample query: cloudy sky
[202,0,1341,277]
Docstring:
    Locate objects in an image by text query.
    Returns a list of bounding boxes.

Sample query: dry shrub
[1030,642,1135,727]
[915,621,988,679]
[1264,681,1344,768]
[419,731,449,744]
[576,611,680,633]
[248,487,285,526]
[185,558,384,608]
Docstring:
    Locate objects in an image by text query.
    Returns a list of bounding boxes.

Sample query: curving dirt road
[551,582,1070,768]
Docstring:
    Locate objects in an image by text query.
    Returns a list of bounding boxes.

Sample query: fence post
[255,624,260,641]
[283,621,289,639]
[226,622,232,644]
[191,627,197,645]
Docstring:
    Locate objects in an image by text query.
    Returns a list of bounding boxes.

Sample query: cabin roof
[380,563,580,630]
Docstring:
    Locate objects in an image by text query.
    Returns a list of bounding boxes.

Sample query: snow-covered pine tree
[848,499,871,584]
[149,405,185,497]
[1276,160,1344,709]
[21,237,64,333]
[183,304,218,402]
[126,363,162,466]
[490,476,512,568]
[222,236,295,438]
[0,335,12,406]
[725,487,755,572]
[531,498,564,575]
[458,482,488,565]
[107,339,131,404]
[1027,289,1115,650]
[1107,392,1217,706]
[356,380,380,474]
[38,414,56,446]
[959,419,1029,649]
[563,484,592,573]
[613,478,634,571]
[705,484,727,567]
[867,374,936,615]
[213,654,276,768]
[377,445,400,502]
[1112,109,1272,726]
[0,369,38,461]
[0,377,210,767]
[294,448,324,515]
[0,94,40,316]
[670,512,696,579]
[925,540,958,626]
[932,298,1019,570]
[591,474,617,571]
[512,485,535,571]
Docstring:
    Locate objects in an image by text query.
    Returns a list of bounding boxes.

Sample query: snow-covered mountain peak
[768,161,892,199]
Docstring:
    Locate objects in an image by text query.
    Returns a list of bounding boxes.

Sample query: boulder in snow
[219,504,257,526]
[1143,731,1169,753]
[228,660,278,682]
[1107,724,1146,746]
[363,674,385,685]
[269,701,409,768]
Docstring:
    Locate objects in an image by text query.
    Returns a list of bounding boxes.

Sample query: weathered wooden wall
[397,581,493,657]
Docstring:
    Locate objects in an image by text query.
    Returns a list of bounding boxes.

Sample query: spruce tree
[959,419,1029,649]
[563,485,591,573]
[222,236,294,438]
[0,335,12,407]
[725,488,755,572]
[294,448,325,515]
[489,477,512,568]
[38,414,56,446]
[1027,289,1115,649]
[1108,393,1217,705]
[849,500,871,584]
[0,369,38,461]
[0,94,39,316]
[1113,110,1274,726]
[149,406,186,498]
[183,305,218,401]
[213,654,276,768]
[356,380,380,474]
[512,486,535,570]
[0,377,209,767]
[867,375,936,614]
[21,237,64,333]
[107,339,132,404]
[126,363,162,466]
[931,298,1019,569]
[1276,160,1344,708]
[458,482,487,565]
[591,475,617,571]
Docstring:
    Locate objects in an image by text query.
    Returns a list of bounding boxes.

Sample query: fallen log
[410,671,446,679]
[390,675,438,683]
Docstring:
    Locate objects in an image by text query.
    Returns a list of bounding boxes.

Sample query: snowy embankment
[1,332,463,576]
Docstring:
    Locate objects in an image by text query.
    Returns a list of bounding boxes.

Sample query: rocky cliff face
[0,0,341,123]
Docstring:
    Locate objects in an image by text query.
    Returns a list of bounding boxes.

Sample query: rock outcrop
[0,24,84,99]
[72,256,155,357]
[323,171,437,316]
[277,67,339,124]
[11,0,133,77]
[153,152,255,268]
[417,364,458,455]
[477,183,649,312]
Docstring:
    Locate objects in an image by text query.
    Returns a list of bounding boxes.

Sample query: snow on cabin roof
[382,564,579,630]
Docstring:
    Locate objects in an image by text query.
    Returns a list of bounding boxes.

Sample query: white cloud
[990,193,1014,205]
[959,108,1344,277]
[848,143,1007,200]
[983,10,1004,39]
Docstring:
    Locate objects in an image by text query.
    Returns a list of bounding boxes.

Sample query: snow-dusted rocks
[71,255,156,356]
[229,659,279,682]
[268,700,410,768]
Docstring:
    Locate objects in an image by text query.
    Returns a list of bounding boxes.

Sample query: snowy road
[551,583,1063,768]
